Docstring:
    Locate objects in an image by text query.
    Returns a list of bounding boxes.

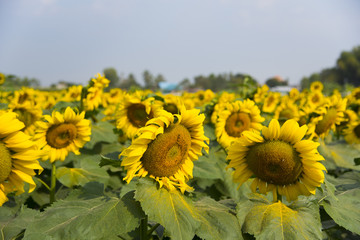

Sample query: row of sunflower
[0,73,359,239]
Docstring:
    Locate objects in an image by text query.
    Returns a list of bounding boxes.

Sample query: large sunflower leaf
[194,197,243,240]
[318,140,360,170]
[237,194,322,240]
[134,178,200,240]
[56,154,110,188]
[319,173,360,235]
[85,121,118,149]
[0,206,40,240]
[23,192,144,240]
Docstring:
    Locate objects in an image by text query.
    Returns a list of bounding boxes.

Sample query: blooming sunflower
[274,101,300,125]
[0,111,42,206]
[8,101,43,136]
[344,119,360,144]
[310,81,323,92]
[262,92,281,113]
[120,107,209,193]
[347,87,360,105]
[64,85,83,102]
[254,84,269,104]
[34,107,91,163]
[116,93,161,139]
[0,72,5,85]
[215,99,264,149]
[83,73,110,111]
[227,119,326,202]
[309,95,347,139]
[162,94,184,115]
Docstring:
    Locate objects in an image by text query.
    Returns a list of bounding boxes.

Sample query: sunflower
[116,93,161,139]
[310,81,323,92]
[0,111,42,206]
[254,84,269,104]
[0,72,5,85]
[344,120,360,144]
[306,91,324,111]
[215,99,264,149]
[64,85,83,102]
[227,119,326,202]
[83,73,110,111]
[120,107,209,193]
[193,89,215,107]
[347,87,360,105]
[309,95,347,139]
[273,101,300,125]
[262,92,281,113]
[162,94,184,115]
[8,101,43,136]
[34,107,91,163]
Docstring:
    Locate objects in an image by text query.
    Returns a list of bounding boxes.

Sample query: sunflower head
[34,107,91,163]
[310,81,323,92]
[120,107,209,193]
[0,111,42,206]
[0,73,5,85]
[227,119,326,202]
[215,99,264,149]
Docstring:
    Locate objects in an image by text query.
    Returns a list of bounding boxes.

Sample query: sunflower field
[0,73,360,240]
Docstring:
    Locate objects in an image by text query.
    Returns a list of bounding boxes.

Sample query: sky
[0,0,359,87]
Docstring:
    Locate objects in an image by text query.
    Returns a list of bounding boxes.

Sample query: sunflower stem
[140,215,148,240]
[50,163,57,204]
[147,223,160,237]
[36,177,50,191]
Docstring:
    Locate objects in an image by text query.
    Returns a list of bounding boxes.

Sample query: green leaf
[52,101,80,112]
[319,173,360,235]
[195,197,243,240]
[23,193,144,240]
[134,178,200,240]
[55,167,90,187]
[318,140,360,170]
[0,207,40,240]
[237,194,322,240]
[99,152,122,168]
[85,121,118,149]
[204,124,216,141]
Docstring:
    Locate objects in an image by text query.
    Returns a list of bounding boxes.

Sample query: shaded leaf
[99,152,122,168]
[237,194,322,240]
[0,207,40,240]
[319,173,360,235]
[318,140,360,170]
[195,197,243,240]
[135,178,200,240]
[23,193,144,240]
[85,121,118,149]
[56,167,90,187]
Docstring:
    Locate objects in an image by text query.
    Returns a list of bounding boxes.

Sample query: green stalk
[140,215,148,240]
[49,163,57,204]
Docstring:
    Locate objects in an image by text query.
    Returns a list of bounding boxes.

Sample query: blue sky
[0,0,359,87]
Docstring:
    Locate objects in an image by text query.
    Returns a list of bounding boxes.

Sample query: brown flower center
[164,104,179,114]
[46,123,77,149]
[14,108,36,128]
[279,108,294,125]
[225,113,251,137]
[315,108,338,136]
[246,140,303,185]
[0,142,12,182]
[127,103,153,127]
[141,124,191,177]
[354,124,360,139]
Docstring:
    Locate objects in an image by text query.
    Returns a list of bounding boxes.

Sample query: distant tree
[143,70,155,90]
[103,67,120,88]
[265,76,288,88]
[119,73,141,90]
[337,46,360,86]
[2,74,40,88]
[178,78,191,90]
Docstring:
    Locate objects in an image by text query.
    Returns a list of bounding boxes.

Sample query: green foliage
[195,197,243,240]
[319,174,360,235]
[237,194,322,240]
[135,178,200,240]
[84,121,118,149]
[22,189,144,239]
[103,67,120,89]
